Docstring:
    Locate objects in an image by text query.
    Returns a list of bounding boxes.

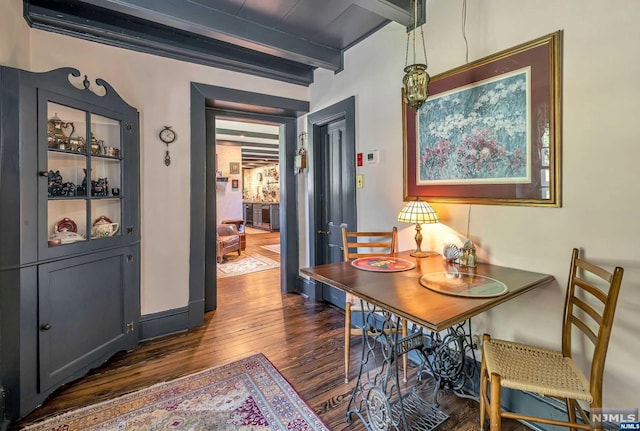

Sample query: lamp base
[410,250,440,258]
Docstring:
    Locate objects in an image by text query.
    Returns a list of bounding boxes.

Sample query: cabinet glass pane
[47,200,88,246]
[47,103,87,153]
[90,114,121,156]
[91,199,122,239]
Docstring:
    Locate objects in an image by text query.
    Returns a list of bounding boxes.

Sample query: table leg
[414,320,479,406]
[346,301,449,431]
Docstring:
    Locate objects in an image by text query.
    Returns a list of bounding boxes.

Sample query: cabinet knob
[39,171,49,177]
[40,323,52,331]
[126,226,133,234]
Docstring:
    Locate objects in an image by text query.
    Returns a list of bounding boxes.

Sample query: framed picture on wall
[231,179,239,190]
[403,31,562,207]
[229,162,240,174]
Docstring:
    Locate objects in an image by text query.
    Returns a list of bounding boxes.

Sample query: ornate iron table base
[346,302,478,431]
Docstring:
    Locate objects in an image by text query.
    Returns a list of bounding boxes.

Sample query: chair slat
[571,296,602,326]
[569,314,598,345]
[574,277,607,303]
[576,258,612,282]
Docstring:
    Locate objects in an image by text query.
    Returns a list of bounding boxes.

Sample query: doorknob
[317,230,330,235]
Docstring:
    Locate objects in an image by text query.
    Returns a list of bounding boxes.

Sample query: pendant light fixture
[402,0,430,111]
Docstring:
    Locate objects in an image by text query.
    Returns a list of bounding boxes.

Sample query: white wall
[0,0,30,69]
[215,145,243,223]
[0,0,308,315]
[307,0,640,409]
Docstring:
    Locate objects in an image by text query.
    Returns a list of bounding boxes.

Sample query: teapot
[92,217,119,237]
[47,113,75,147]
[90,133,105,155]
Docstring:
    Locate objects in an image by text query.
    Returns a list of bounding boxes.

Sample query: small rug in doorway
[22,353,330,431]
[261,244,281,254]
[218,253,279,278]
[245,226,270,234]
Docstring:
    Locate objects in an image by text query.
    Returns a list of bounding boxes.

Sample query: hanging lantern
[402,0,430,111]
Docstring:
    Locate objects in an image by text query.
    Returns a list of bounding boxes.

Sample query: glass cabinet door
[46,101,122,248]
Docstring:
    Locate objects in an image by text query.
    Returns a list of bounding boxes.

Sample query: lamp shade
[397,200,439,225]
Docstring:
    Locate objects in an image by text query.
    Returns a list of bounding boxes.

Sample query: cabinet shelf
[216,177,228,182]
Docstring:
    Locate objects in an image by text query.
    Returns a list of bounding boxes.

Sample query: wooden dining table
[300,251,554,431]
[301,250,554,332]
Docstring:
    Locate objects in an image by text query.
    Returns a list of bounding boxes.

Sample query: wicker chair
[479,248,624,431]
[341,226,408,384]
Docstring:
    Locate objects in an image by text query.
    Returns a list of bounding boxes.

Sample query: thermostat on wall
[366,150,379,164]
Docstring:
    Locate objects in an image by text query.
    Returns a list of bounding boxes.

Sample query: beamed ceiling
[23,0,424,166]
[23,0,423,86]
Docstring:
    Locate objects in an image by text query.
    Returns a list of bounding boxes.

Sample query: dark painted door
[315,119,351,308]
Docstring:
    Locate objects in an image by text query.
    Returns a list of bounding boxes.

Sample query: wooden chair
[479,248,625,431]
[341,226,408,384]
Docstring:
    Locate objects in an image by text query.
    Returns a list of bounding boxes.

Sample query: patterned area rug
[261,244,281,254]
[218,253,279,278]
[22,353,329,431]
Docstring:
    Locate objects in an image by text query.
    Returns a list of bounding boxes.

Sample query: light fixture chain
[462,0,469,63]
[405,32,410,67]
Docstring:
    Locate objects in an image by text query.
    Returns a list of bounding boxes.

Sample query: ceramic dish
[55,217,77,233]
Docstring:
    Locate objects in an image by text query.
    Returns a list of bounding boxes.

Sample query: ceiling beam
[74,0,343,71]
[353,0,424,28]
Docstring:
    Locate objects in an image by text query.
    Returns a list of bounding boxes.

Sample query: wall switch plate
[365,150,379,164]
[356,174,364,188]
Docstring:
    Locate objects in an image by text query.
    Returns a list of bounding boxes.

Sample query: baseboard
[138,306,189,342]
[298,276,320,301]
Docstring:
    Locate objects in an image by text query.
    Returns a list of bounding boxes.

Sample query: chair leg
[565,398,578,431]
[401,318,408,383]
[489,373,502,431]
[237,248,241,256]
[479,335,490,430]
[345,301,352,384]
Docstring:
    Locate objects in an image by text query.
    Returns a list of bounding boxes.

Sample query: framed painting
[229,162,240,174]
[231,179,239,189]
[403,31,562,206]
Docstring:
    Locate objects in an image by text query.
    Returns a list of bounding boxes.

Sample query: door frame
[189,83,308,327]
[305,96,357,301]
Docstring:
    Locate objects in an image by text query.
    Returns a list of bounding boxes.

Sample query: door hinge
[126,321,134,333]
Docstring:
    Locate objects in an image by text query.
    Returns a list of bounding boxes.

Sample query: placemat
[419,272,508,297]
[351,256,416,272]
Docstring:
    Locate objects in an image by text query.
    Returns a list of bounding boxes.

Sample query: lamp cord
[462,0,469,63]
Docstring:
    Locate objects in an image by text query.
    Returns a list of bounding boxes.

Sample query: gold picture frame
[403,31,562,206]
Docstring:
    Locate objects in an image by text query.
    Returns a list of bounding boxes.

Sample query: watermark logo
[590,408,638,430]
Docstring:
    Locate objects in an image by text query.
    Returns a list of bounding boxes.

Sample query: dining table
[300,250,554,431]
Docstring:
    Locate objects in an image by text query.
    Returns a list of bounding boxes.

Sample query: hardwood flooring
[13,231,531,430]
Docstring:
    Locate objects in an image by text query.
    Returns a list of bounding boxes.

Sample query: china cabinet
[0,67,140,421]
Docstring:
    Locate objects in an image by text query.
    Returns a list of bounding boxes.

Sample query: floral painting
[416,68,531,184]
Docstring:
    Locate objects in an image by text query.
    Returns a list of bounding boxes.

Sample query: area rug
[244,226,270,234]
[22,353,330,431]
[261,244,281,254]
[218,253,279,278]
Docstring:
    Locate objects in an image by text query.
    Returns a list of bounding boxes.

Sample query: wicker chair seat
[483,338,592,402]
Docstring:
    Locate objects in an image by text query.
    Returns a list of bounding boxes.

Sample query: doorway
[305,96,357,306]
[214,118,282,283]
[189,83,309,328]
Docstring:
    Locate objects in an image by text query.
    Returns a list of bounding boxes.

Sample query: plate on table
[351,256,416,272]
[419,272,508,297]
[55,217,77,233]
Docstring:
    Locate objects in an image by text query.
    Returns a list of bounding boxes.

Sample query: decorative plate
[351,256,416,272]
[93,215,113,226]
[55,217,77,233]
[419,272,508,298]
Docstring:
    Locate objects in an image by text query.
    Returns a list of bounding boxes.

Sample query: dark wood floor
[13,230,531,430]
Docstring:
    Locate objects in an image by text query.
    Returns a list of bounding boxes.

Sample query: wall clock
[159,126,176,166]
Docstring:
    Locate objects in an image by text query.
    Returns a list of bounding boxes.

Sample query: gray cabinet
[270,205,280,231]
[0,67,140,421]
[243,202,253,225]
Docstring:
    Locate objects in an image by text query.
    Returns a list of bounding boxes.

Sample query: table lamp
[397,200,440,258]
